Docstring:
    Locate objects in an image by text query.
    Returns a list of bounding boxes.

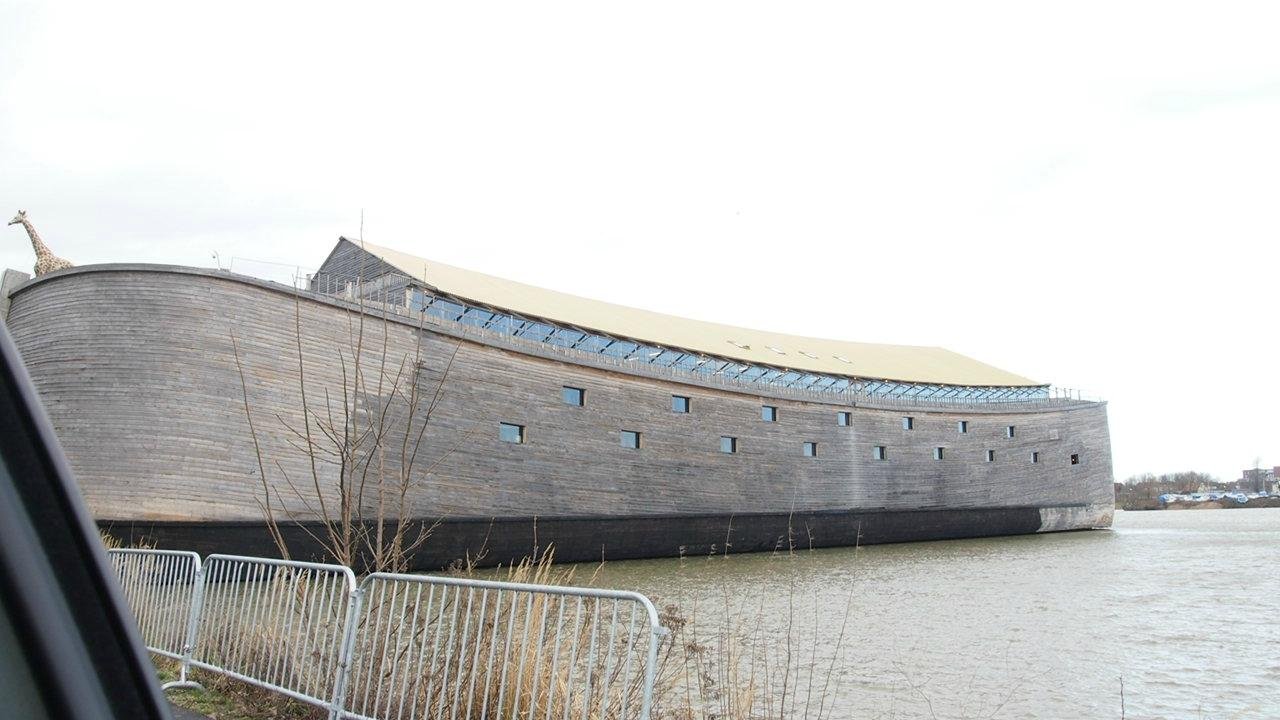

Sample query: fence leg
[162,564,206,692]
[640,624,669,720]
[327,586,364,720]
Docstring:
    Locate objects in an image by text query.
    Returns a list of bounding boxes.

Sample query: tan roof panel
[358,239,1041,387]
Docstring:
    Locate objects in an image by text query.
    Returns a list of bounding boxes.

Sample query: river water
[573,509,1280,719]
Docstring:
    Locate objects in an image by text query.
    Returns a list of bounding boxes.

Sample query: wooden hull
[7,265,1116,569]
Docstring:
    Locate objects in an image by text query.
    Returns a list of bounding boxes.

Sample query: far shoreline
[1118,497,1280,512]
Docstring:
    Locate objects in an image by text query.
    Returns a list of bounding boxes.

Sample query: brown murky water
[572,508,1280,719]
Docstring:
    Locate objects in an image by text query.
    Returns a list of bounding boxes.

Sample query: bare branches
[230,331,290,560]
[231,277,457,574]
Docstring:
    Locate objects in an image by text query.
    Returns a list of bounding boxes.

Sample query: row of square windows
[564,386,1021,437]
[500,421,1080,465]
[508,386,1065,459]
[874,446,1081,465]
[500,421,806,455]
[903,416,1017,437]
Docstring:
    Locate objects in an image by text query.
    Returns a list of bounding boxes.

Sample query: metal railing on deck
[331,292,1101,412]
[210,264,1101,412]
[106,549,665,720]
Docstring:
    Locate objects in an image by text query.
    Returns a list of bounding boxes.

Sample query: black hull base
[98,505,1084,571]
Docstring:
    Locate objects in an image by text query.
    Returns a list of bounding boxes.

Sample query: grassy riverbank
[120,539,850,720]
[158,659,319,720]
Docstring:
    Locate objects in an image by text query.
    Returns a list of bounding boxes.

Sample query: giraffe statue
[8,210,74,276]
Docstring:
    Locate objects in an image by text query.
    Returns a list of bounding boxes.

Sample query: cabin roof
[338,238,1041,387]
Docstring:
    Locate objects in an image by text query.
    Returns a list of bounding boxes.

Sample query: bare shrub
[232,266,462,574]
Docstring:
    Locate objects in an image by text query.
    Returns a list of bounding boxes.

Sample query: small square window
[761,406,778,422]
[958,420,968,433]
[1071,453,1080,466]
[837,411,852,427]
[803,442,817,457]
[720,436,737,454]
[1006,425,1016,438]
[873,445,887,461]
[902,416,914,430]
[934,447,944,460]
[620,430,641,449]
[499,422,525,444]
[986,449,996,462]
[672,395,691,413]
[562,386,584,406]
[1031,451,1040,464]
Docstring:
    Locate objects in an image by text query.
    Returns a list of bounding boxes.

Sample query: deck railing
[296,276,1100,412]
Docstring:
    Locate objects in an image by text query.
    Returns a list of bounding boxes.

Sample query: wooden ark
[4,239,1114,569]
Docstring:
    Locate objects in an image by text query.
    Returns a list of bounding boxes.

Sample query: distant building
[1240,467,1278,493]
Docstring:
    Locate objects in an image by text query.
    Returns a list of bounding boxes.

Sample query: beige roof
[358,239,1041,387]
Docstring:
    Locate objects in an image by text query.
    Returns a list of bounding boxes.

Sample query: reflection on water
[570,509,1280,719]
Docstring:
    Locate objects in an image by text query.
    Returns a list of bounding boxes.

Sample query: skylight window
[799,350,819,359]
[765,345,786,355]
[728,340,751,350]
[833,355,852,364]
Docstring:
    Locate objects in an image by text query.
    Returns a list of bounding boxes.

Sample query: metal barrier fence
[341,573,662,720]
[189,555,361,713]
[106,549,665,720]
[108,548,203,689]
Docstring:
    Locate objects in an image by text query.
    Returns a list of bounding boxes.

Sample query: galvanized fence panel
[107,549,202,661]
[189,554,361,713]
[339,573,664,720]
[106,549,665,720]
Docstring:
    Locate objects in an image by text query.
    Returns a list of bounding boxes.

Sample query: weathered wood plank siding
[7,265,1114,562]
[308,237,412,303]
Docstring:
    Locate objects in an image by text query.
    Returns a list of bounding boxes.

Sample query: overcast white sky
[2,1,1277,483]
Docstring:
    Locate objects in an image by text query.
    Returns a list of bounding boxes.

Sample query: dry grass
[648,577,853,720]
[114,532,853,720]
[342,549,653,720]
[159,657,323,720]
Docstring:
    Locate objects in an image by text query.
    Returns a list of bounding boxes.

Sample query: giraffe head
[8,210,26,226]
